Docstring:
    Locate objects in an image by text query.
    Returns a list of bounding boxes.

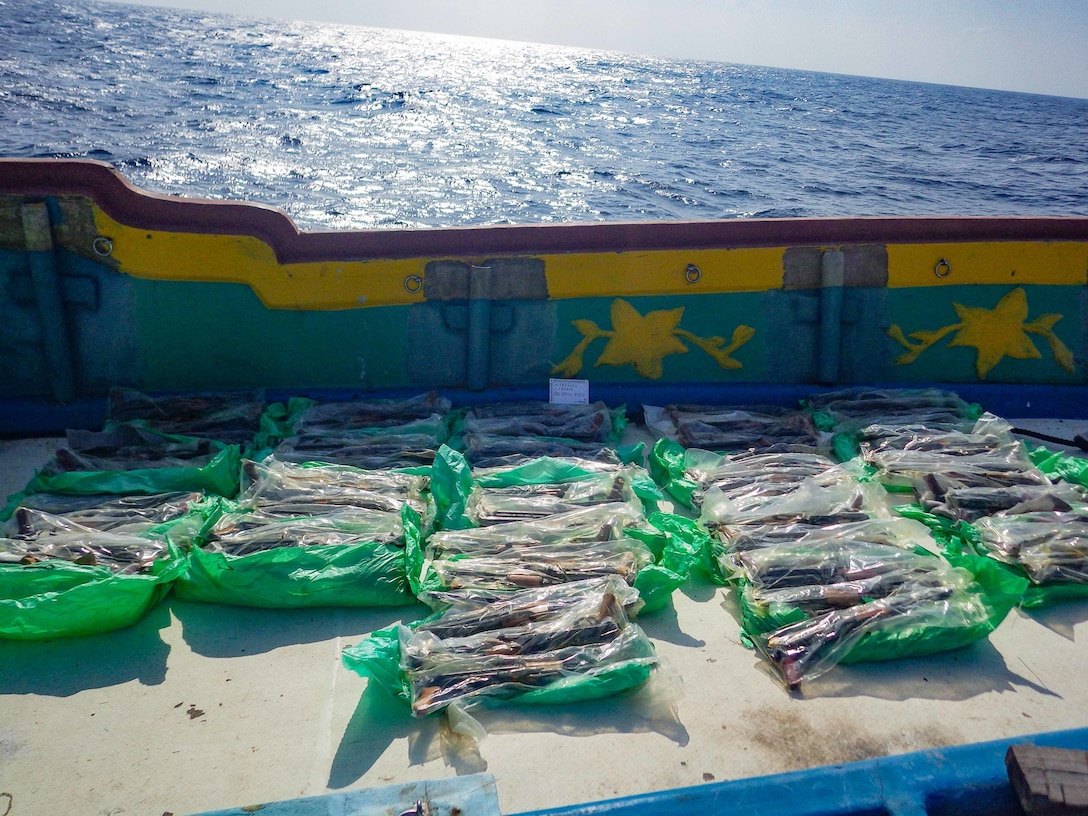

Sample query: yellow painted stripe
[95,205,790,307]
[95,204,1088,310]
[543,247,786,298]
[888,242,1088,288]
[93,208,428,310]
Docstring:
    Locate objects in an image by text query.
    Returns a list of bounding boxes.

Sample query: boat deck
[1,419,1088,816]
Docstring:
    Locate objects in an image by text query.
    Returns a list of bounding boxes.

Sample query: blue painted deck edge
[512,727,1088,816]
[3,382,1088,437]
[180,729,1088,816]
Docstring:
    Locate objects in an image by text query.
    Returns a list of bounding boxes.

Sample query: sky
[119,0,1088,100]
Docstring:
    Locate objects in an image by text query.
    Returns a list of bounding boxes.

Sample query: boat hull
[2,159,1086,433]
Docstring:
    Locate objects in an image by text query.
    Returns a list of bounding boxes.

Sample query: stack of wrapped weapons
[649,388,1087,690]
[345,399,681,721]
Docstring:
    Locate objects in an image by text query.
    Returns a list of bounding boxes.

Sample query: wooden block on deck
[1006,744,1088,815]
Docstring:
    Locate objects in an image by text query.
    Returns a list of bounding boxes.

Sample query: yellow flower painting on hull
[888,287,1075,380]
[552,298,755,380]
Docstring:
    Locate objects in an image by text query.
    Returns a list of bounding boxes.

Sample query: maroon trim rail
[3,158,1088,264]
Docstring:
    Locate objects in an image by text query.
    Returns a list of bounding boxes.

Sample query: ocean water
[2,0,1087,231]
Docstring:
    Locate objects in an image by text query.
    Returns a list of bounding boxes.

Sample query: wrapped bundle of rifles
[342,576,657,726]
[699,460,1024,690]
[454,400,630,468]
[25,387,263,497]
[805,387,985,439]
[414,493,678,613]
[271,392,452,470]
[105,386,266,446]
[12,424,241,501]
[957,509,1088,608]
[424,445,699,611]
[650,433,864,512]
[342,436,688,726]
[172,457,428,608]
[694,447,887,578]
[644,403,824,454]
[0,491,195,638]
[430,443,660,528]
[803,388,1075,519]
[717,517,1022,690]
[853,413,1081,521]
[0,388,265,639]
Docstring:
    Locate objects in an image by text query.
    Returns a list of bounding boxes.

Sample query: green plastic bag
[429,445,476,530]
[173,505,421,609]
[626,513,697,613]
[425,448,686,612]
[1028,445,1088,488]
[0,540,184,640]
[342,623,655,710]
[648,437,700,508]
[720,508,1026,685]
[431,446,662,530]
[342,577,655,717]
[957,516,1088,609]
[13,444,241,505]
[735,538,1025,683]
[648,511,720,585]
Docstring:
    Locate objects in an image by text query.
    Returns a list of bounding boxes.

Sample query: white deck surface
[1,423,1087,816]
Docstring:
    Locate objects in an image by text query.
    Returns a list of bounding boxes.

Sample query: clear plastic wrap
[239,458,428,516]
[647,404,822,452]
[859,413,1015,461]
[711,517,937,579]
[465,471,634,525]
[917,476,1084,522]
[805,387,978,429]
[462,433,622,468]
[203,507,405,556]
[176,502,418,608]
[273,432,443,469]
[684,449,845,509]
[427,502,646,552]
[971,511,1088,585]
[414,574,645,627]
[729,525,1008,690]
[5,491,200,535]
[424,539,653,592]
[0,527,169,574]
[42,426,224,474]
[416,502,654,599]
[10,429,241,501]
[105,387,265,445]
[273,394,452,469]
[468,455,626,480]
[431,446,659,531]
[292,393,451,432]
[462,401,615,442]
[698,464,887,525]
[869,443,1044,490]
[0,536,184,639]
[397,576,655,716]
[753,570,990,690]
[738,539,941,595]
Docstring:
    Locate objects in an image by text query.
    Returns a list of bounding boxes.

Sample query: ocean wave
[1,0,1085,228]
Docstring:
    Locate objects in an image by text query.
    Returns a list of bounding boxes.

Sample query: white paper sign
[549,378,590,405]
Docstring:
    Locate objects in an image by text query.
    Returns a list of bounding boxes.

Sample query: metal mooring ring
[403,275,423,294]
[685,263,702,284]
[92,236,113,257]
[934,258,951,278]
